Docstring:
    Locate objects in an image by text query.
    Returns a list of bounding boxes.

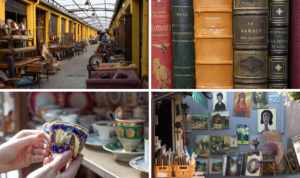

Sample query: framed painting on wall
[209,157,223,174]
[211,136,225,155]
[237,125,249,145]
[252,92,269,109]
[195,135,210,157]
[233,92,251,117]
[285,149,298,173]
[249,135,261,150]
[191,112,208,130]
[213,92,227,111]
[257,109,277,133]
[186,113,192,132]
[196,158,209,174]
[229,135,238,148]
[211,111,230,130]
[269,92,280,103]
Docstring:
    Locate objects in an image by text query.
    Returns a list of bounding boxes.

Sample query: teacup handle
[107,111,114,121]
[42,123,51,146]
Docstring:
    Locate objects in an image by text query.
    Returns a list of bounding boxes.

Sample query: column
[45,11,51,44]
[57,16,61,38]
[141,0,149,78]
[0,1,5,21]
[65,19,69,33]
[27,2,36,46]
[131,0,140,77]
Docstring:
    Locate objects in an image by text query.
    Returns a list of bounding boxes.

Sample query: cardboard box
[27,62,47,71]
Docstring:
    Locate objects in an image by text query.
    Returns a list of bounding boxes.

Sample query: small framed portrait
[233,92,251,117]
[246,156,261,176]
[257,109,277,133]
[213,92,227,111]
[285,149,298,173]
[252,92,269,109]
[229,135,238,148]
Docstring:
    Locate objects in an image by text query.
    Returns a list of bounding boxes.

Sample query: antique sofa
[86,69,139,89]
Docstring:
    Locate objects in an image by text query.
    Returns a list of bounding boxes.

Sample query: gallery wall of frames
[184,92,287,155]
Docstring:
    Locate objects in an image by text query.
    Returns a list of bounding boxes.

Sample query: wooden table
[61,46,74,60]
[81,145,148,178]
[0,57,42,78]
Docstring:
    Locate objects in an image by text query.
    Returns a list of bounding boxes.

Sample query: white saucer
[103,141,144,162]
[85,134,106,149]
[129,156,149,173]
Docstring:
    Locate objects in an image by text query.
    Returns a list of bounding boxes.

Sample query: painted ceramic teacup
[92,121,118,142]
[115,107,146,152]
[42,121,89,160]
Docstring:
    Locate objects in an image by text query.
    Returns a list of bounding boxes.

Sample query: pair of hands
[0,130,83,178]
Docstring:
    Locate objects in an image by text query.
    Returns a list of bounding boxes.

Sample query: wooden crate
[154,165,173,178]
[174,163,196,177]
[27,62,47,71]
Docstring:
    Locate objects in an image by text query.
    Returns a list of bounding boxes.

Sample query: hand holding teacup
[42,121,89,160]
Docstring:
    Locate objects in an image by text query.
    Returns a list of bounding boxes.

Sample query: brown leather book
[194,0,233,89]
[233,0,269,89]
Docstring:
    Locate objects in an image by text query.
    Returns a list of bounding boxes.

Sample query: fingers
[14,130,43,139]
[12,132,45,150]
[30,155,45,164]
[33,148,50,157]
[58,154,83,178]
[48,151,73,171]
[43,157,49,166]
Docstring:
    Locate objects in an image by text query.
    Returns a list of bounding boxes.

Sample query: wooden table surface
[0,57,42,78]
[81,145,148,178]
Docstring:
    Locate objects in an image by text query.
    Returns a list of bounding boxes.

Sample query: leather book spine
[268,0,289,88]
[194,0,233,89]
[233,0,269,89]
[289,0,299,88]
[171,0,195,89]
[151,0,173,89]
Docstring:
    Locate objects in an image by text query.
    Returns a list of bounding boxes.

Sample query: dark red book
[151,0,173,89]
[290,0,300,88]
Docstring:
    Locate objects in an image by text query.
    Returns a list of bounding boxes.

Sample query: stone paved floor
[31,44,98,89]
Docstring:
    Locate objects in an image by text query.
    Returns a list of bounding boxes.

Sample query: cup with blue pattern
[42,121,89,160]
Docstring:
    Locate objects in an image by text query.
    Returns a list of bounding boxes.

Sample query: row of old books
[151,0,290,89]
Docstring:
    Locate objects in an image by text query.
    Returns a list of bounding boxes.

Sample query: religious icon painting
[191,112,208,130]
[211,136,225,155]
[285,149,298,174]
[245,156,261,176]
[213,92,227,111]
[257,109,277,134]
[210,111,230,130]
[233,92,251,117]
[196,158,209,174]
[252,92,269,109]
[225,155,243,176]
[195,135,210,157]
[237,125,249,145]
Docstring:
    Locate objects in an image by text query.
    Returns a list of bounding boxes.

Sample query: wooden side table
[24,67,49,88]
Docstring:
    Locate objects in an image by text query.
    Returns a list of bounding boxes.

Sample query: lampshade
[85,0,89,10]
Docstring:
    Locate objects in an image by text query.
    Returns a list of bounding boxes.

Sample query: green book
[171,0,195,89]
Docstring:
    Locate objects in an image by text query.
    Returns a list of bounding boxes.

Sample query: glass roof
[49,0,116,30]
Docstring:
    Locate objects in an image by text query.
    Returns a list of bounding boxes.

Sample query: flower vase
[254,145,258,150]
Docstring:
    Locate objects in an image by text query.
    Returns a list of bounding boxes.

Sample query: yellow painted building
[109,0,149,78]
[0,0,97,46]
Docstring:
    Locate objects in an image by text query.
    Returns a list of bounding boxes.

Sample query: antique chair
[7,19,30,46]
[259,143,278,177]
[6,55,34,88]
[18,22,34,46]
[0,70,17,89]
[75,41,83,55]
[0,20,21,47]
